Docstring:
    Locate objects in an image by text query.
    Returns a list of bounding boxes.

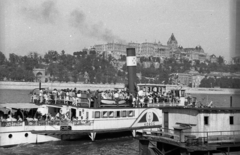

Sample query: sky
[0,0,236,61]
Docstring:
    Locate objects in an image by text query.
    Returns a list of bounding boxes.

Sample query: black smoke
[69,9,125,43]
[21,0,58,24]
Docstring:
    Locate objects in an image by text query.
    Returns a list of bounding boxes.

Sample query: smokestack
[126,48,137,96]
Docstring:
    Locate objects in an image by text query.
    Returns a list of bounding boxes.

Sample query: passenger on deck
[65,90,70,104]
[55,109,64,120]
[72,116,77,121]
[26,117,33,121]
[77,90,81,98]
[0,115,6,122]
[17,115,23,121]
[148,95,153,105]
[114,90,119,100]
[43,92,49,104]
[101,92,107,99]
[6,113,12,121]
[61,90,65,102]
[39,89,43,103]
[72,96,77,106]
[57,90,62,101]
[32,93,38,103]
[52,89,57,104]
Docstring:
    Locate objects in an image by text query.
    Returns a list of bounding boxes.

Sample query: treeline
[199,77,240,88]
[0,50,240,88]
[0,51,118,84]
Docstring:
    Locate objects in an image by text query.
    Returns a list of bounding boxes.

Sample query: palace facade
[94,33,208,62]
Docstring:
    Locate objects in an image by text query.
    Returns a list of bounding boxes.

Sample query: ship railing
[142,128,181,142]
[31,97,90,108]
[25,120,93,126]
[140,128,240,146]
[147,101,181,107]
[0,120,94,127]
[171,130,240,146]
[0,121,24,127]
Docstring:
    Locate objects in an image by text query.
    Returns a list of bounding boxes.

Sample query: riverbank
[0,81,124,91]
[0,81,240,94]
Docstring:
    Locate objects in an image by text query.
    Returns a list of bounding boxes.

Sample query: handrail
[140,128,240,145]
[0,120,94,127]
[0,121,23,127]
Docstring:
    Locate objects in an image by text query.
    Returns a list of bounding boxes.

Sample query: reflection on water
[0,89,32,103]
[0,137,138,155]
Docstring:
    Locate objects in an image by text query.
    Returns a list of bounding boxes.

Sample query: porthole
[44,134,48,136]
[8,134,12,138]
[25,133,28,137]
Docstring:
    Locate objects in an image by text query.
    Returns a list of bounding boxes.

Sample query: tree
[0,51,6,65]
[218,56,224,65]
[44,50,59,64]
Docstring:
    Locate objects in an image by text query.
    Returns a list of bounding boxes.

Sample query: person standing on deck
[52,89,57,104]
[39,89,43,103]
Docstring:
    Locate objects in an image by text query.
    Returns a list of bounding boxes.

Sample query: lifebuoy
[66,111,70,119]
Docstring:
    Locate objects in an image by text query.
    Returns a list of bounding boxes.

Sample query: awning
[173,125,192,130]
[173,122,196,130]
[0,103,40,109]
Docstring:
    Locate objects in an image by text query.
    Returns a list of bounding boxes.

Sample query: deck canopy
[0,103,40,109]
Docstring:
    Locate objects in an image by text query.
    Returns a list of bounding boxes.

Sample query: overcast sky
[0,0,235,60]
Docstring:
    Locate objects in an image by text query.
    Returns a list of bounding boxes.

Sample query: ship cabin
[0,103,40,127]
[149,107,240,145]
[137,84,187,106]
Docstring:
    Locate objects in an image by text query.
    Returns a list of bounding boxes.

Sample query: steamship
[0,83,188,147]
[0,49,162,147]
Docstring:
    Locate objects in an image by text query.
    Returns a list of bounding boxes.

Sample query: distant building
[209,54,218,63]
[33,68,47,83]
[94,33,208,62]
[170,69,203,87]
[167,33,178,50]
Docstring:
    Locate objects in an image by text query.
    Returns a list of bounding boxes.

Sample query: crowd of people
[29,87,191,108]
[0,109,37,123]
[0,87,200,124]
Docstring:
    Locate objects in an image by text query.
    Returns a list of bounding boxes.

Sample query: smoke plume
[21,0,59,24]
[70,10,124,43]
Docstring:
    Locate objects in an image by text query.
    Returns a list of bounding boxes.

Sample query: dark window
[204,116,209,125]
[230,116,234,125]
[116,111,120,118]
[79,111,81,116]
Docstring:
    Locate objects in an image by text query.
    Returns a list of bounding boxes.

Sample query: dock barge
[136,107,240,155]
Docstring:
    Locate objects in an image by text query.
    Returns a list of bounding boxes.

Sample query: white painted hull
[0,108,162,147]
[0,131,60,146]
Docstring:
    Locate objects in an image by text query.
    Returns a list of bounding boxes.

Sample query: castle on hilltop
[94,33,208,62]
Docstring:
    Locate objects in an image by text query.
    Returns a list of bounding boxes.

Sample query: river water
[0,89,240,155]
